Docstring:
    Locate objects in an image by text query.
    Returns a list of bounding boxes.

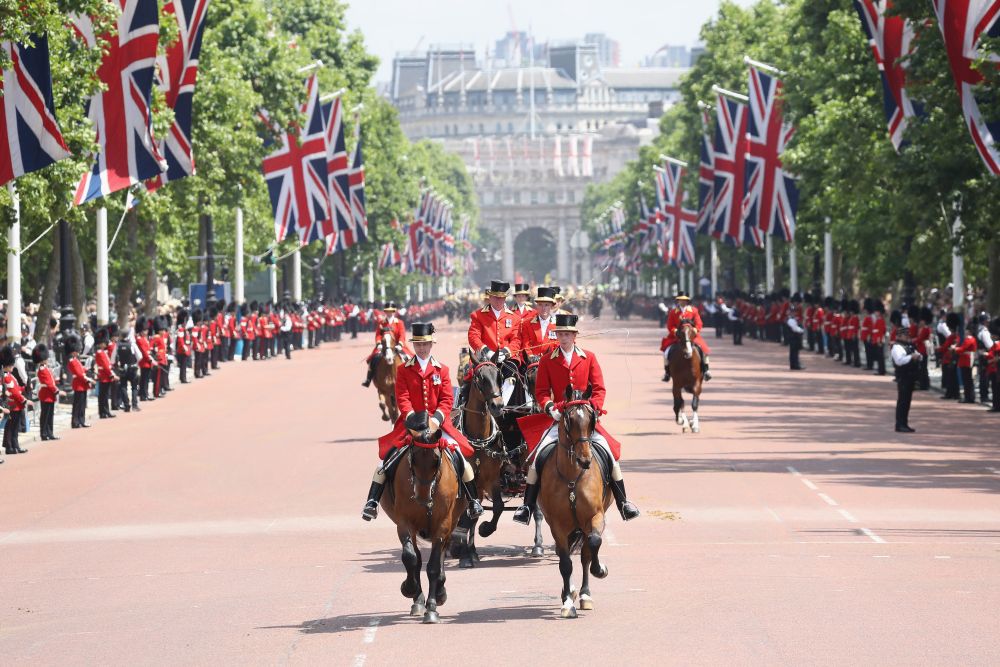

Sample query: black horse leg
[399,531,424,615]
[673,392,684,423]
[692,395,700,412]
[478,486,503,538]
[423,542,443,624]
[588,530,608,579]
[531,509,544,557]
[557,548,577,618]
[580,540,593,610]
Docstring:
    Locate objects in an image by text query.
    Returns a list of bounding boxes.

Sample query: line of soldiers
[709,290,1000,412]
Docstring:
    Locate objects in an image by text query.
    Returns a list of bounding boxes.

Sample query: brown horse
[667,318,703,433]
[537,386,612,619]
[380,435,467,624]
[373,333,403,422]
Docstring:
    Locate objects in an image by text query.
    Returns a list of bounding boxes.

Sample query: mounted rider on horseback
[661,291,712,383]
[362,302,411,387]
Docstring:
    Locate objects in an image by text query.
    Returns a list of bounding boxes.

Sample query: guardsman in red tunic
[32,343,63,441]
[660,291,712,382]
[811,297,826,355]
[175,309,192,383]
[135,316,153,400]
[861,299,874,369]
[1,345,31,456]
[870,301,887,375]
[936,312,961,398]
[518,286,559,362]
[987,318,1000,412]
[513,313,640,524]
[362,302,410,387]
[915,307,933,390]
[952,321,979,404]
[363,323,484,521]
[94,328,118,418]
[843,299,861,367]
[66,334,93,428]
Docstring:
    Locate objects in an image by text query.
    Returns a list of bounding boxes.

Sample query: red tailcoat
[377,357,472,459]
[519,314,558,360]
[468,306,521,356]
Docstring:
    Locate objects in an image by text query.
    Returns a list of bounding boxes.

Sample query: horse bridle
[407,445,442,512]
[559,399,597,468]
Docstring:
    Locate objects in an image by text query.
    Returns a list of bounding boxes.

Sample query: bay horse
[452,359,544,566]
[373,333,403,422]
[667,318,703,433]
[380,427,467,624]
[537,386,612,618]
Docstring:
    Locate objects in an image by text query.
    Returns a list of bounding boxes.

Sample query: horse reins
[555,400,598,522]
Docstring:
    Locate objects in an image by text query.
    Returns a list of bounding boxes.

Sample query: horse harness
[555,400,598,523]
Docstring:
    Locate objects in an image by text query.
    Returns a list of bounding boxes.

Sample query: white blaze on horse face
[382,333,393,361]
[685,339,693,359]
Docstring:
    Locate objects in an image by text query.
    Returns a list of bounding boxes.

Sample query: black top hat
[535,286,558,303]
[674,290,690,301]
[411,322,435,342]
[383,301,398,312]
[553,313,579,332]
[513,283,531,295]
[487,280,510,297]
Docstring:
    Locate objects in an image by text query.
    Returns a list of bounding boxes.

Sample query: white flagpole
[788,243,799,294]
[234,206,245,304]
[710,239,718,298]
[6,183,21,343]
[765,234,774,292]
[824,217,833,297]
[96,207,109,325]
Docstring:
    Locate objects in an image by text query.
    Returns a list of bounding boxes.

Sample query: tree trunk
[40,237,60,324]
[144,215,158,316]
[115,209,139,329]
[68,223,85,324]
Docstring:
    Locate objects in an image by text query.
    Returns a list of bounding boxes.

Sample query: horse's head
[677,318,695,359]
[560,384,596,470]
[405,411,443,508]
[471,360,504,418]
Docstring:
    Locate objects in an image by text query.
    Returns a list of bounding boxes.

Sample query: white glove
[548,408,562,422]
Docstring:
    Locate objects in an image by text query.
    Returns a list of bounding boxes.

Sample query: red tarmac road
[1,318,998,665]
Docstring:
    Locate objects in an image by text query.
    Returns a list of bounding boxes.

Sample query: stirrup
[703,369,712,381]
[362,500,379,521]
[467,498,484,518]
[619,501,640,521]
[512,505,532,525]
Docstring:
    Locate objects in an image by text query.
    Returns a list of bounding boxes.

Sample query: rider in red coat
[518,286,559,362]
[361,302,411,387]
[363,322,484,521]
[660,291,712,383]
[513,313,640,524]
[468,280,521,360]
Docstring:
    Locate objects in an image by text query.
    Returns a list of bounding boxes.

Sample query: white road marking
[765,507,783,522]
[817,493,838,506]
[838,509,859,524]
[989,468,1000,475]
[362,617,381,644]
[353,654,366,667]
[935,555,951,559]
[873,554,890,558]
[861,528,886,544]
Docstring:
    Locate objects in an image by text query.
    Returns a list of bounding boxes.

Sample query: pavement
[0,318,997,666]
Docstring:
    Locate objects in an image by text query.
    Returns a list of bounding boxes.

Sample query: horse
[373,332,403,422]
[380,430,467,624]
[666,318,704,433]
[451,358,544,567]
[537,386,612,619]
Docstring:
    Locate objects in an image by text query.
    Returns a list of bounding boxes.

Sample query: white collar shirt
[491,307,503,320]
[416,355,430,373]
[561,348,575,366]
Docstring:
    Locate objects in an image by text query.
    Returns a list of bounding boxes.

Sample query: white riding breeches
[524,424,622,485]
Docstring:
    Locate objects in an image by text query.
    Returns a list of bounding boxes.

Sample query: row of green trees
[0,0,478,322]
[582,0,1000,311]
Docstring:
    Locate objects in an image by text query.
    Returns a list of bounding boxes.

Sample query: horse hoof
[437,588,447,607]
[422,610,441,624]
[560,605,578,619]
[459,556,475,569]
[478,522,497,538]
[579,595,594,610]
[692,425,700,433]
[401,580,419,598]
[410,603,425,616]
[381,415,390,422]
[592,564,609,579]
[530,546,544,558]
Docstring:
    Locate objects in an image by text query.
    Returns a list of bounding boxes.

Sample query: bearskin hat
[920,306,933,323]
[107,322,119,338]
[192,308,203,324]
[226,302,236,313]
[791,293,803,304]
[135,316,147,335]
[63,333,81,356]
[890,309,903,327]
[94,327,110,346]
[175,309,188,327]
[848,299,859,314]
[992,318,1000,337]
[0,344,16,368]
[32,343,49,364]
[946,312,961,330]
[907,305,920,322]
[156,315,170,331]
[249,300,259,313]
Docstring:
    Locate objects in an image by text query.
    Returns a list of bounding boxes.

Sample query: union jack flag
[0,34,70,186]
[933,0,1000,175]
[321,97,351,253]
[348,116,369,244]
[744,63,798,243]
[378,242,401,269]
[153,0,209,185]
[659,161,698,266]
[855,0,919,151]
[260,74,330,244]
[697,108,715,235]
[72,0,165,205]
[711,93,748,246]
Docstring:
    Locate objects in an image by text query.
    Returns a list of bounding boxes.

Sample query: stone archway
[513,226,557,283]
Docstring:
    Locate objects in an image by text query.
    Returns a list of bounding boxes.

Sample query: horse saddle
[535,440,612,488]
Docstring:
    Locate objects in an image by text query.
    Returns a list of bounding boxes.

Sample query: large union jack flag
[744,64,798,243]
[711,93,748,246]
[659,160,698,266]
[153,0,210,185]
[696,107,715,235]
[348,116,369,244]
[72,0,165,205]
[933,0,1000,175]
[855,0,920,150]
[1,34,70,186]
[321,97,351,254]
[261,74,331,244]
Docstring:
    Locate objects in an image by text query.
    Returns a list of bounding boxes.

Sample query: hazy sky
[344,0,756,84]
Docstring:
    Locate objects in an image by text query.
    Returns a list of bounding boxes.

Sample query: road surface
[1,318,998,665]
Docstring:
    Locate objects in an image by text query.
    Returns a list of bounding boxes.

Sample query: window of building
[567,189,576,204]
[548,191,556,204]
[530,190,539,205]
[513,191,521,204]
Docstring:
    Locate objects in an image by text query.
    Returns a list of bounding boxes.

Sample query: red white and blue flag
[696,108,715,236]
[659,160,698,266]
[153,0,209,186]
[932,0,1000,175]
[260,74,331,244]
[855,0,920,151]
[72,0,165,205]
[744,63,798,243]
[378,242,401,269]
[321,97,352,254]
[711,93,748,246]
[347,116,369,245]
[0,34,70,186]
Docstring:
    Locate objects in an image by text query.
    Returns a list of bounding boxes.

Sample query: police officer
[891,326,921,433]
[786,295,806,371]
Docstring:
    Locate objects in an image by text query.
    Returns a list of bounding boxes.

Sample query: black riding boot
[462,480,484,518]
[662,366,670,383]
[361,357,378,387]
[513,483,539,525]
[702,358,712,381]
[362,481,384,521]
[610,479,641,521]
